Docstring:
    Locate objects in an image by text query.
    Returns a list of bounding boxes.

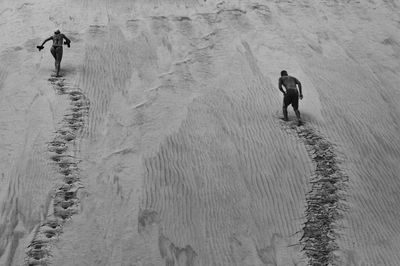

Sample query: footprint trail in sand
[25,78,89,266]
[281,121,348,265]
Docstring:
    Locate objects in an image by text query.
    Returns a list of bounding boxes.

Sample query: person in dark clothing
[278,70,303,124]
[37,30,71,77]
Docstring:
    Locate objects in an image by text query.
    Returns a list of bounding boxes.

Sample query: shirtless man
[278,70,303,124]
[37,30,71,77]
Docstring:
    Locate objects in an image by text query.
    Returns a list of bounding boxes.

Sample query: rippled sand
[0,0,400,265]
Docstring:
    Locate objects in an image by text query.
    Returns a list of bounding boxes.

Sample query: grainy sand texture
[0,0,400,265]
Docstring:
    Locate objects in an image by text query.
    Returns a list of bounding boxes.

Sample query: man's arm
[37,36,52,51]
[278,78,286,95]
[41,36,52,46]
[62,34,71,47]
[295,78,303,99]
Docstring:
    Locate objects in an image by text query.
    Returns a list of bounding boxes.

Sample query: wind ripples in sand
[80,26,132,140]
[141,85,311,264]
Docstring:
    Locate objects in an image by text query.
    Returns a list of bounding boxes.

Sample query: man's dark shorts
[283,91,299,110]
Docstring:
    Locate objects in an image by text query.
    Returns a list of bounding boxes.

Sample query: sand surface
[1,0,400,265]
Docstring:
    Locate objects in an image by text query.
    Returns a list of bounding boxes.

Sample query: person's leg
[50,46,57,70]
[55,47,63,76]
[292,96,301,123]
[294,109,301,119]
[50,46,56,59]
[283,95,289,121]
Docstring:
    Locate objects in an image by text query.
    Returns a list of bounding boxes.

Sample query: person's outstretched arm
[296,78,303,99]
[62,34,71,47]
[41,37,52,46]
[278,77,286,95]
[37,36,52,51]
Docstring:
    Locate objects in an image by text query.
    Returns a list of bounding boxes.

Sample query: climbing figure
[278,70,303,125]
[37,30,71,77]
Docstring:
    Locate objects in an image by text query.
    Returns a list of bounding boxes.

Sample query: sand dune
[0,0,400,265]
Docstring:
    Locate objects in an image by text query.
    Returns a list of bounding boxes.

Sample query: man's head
[54,30,60,35]
[281,70,288,77]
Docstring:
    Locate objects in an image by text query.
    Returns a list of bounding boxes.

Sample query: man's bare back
[52,33,65,47]
[279,75,301,93]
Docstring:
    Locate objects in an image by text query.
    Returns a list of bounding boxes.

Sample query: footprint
[64,174,79,184]
[64,191,76,200]
[70,94,84,101]
[60,200,74,209]
[28,240,48,250]
[26,258,48,266]
[54,208,74,220]
[43,229,57,238]
[57,158,77,167]
[50,154,65,162]
[72,101,86,107]
[48,145,68,154]
[44,220,60,229]
[61,134,76,142]
[27,249,48,260]
[66,112,84,118]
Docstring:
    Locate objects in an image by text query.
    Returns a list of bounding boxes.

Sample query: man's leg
[55,60,60,76]
[55,47,63,77]
[292,96,301,124]
[50,47,57,70]
[283,106,288,121]
[282,95,289,121]
[50,47,56,59]
[294,109,301,119]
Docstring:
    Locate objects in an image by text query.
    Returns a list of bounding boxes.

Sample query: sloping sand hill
[0,0,400,265]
